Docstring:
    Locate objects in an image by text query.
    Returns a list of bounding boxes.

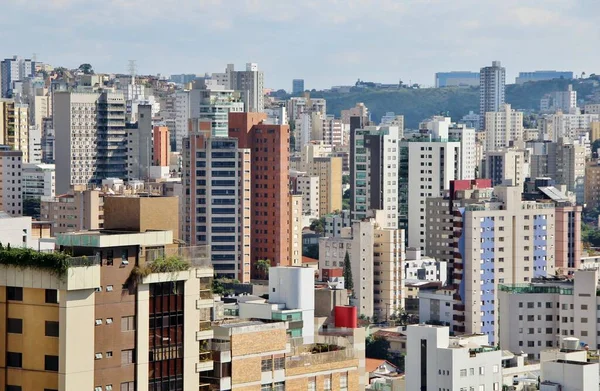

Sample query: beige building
[485,103,523,152]
[289,194,303,267]
[40,190,104,235]
[0,99,30,162]
[585,160,600,211]
[590,121,600,143]
[210,320,361,391]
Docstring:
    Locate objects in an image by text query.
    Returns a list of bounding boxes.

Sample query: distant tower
[128,60,137,85]
[479,61,506,130]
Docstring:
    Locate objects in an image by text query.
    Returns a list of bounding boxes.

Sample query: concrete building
[0,212,32,247]
[54,91,127,194]
[418,288,455,327]
[290,172,320,218]
[153,125,170,167]
[499,269,600,360]
[0,197,214,391]
[189,78,244,138]
[292,79,304,94]
[540,85,577,113]
[319,213,405,319]
[174,90,190,151]
[585,160,600,211]
[451,185,556,343]
[40,190,104,235]
[479,61,506,130]
[289,194,302,267]
[1,56,35,98]
[485,103,523,151]
[22,162,55,202]
[435,71,480,88]
[229,112,291,271]
[539,111,599,142]
[485,147,530,186]
[182,128,251,282]
[212,63,264,112]
[399,128,461,249]
[0,145,23,216]
[585,104,600,115]
[126,104,153,180]
[404,248,447,284]
[0,99,30,162]
[324,210,352,238]
[515,70,573,84]
[406,325,502,391]
[449,123,477,180]
[350,123,400,229]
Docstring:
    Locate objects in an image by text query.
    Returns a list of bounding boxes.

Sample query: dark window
[7,318,23,334]
[45,289,58,304]
[106,249,114,266]
[7,352,23,367]
[45,355,59,371]
[121,249,128,261]
[6,386,22,391]
[7,286,23,301]
[45,321,59,337]
[420,339,427,389]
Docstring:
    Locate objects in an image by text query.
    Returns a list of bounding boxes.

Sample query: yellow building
[0,99,30,162]
[590,121,600,143]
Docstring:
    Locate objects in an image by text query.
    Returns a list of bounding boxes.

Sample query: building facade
[479,61,506,130]
[0,146,23,216]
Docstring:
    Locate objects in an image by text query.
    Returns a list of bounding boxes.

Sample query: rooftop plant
[127,256,190,288]
[0,243,93,277]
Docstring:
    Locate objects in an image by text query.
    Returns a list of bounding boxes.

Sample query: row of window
[7,287,57,303]
[95,315,135,331]
[95,349,134,364]
[7,318,58,337]
[6,352,58,371]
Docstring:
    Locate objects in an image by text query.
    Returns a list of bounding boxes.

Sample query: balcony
[285,344,356,375]
[197,320,213,341]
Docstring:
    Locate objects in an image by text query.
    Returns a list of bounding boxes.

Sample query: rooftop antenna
[128,60,137,85]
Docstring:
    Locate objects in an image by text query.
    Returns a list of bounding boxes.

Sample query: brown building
[153,126,170,167]
[555,204,582,272]
[0,197,214,391]
[228,112,291,271]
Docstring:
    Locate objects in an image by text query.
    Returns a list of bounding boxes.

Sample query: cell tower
[128,60,137,85]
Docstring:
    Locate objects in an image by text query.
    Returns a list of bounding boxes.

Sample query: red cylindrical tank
[335,306,358,328]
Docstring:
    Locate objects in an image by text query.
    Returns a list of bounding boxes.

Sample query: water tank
[563,337,579,350]
[334,306,358,328]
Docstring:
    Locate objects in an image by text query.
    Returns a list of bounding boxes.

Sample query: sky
[2,0,599,91]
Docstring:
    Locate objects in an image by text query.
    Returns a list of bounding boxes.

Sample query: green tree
[310,217,326,234]
[78,63,94,74]
[23,197,41,218]
[366,335,405,371]
[255,259,271,279]
[343,251,354,293]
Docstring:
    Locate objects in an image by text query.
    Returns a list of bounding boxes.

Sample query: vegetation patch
[0,243,92,277]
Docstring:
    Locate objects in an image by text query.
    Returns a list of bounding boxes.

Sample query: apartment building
[585,160,600,211]
[126,104,153,180]
[485,146,530,186]
[0,99,30,162]
[182,128,251,282]
[212,63,264,113]
[319,213,405,319]
[0,197,214,391]
[450,186,556,343]
[290,171,319,218]
[153,126,169,167]
[499,269,600,360]
[40,189,104,235]
[350,124,400,229]
[485,103,523,152]
[399,129,461,249]
[22,162,55,201]
[54,91,127,194]
[1,56,35,98]
[479,61,506,130]
[0,145,23,216]
[289,194,302,267]
[406,325,502,391]
[539,111,599,142]
[229,112,291,270]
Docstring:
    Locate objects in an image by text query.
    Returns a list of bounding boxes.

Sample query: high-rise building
[54,91,127,194]
[189,79,244,137]
[0,56,35,98]
[479,61,506,130]
[0,99,30,162]
[585,160,600,211]
[540,84,577,113]
[40,189,105,235]
[451,185,556,343]
[434,71,480,88]
[0,145,23,216]
[350,123,400,229]
[485,103,523,151]
[399,129,461,249]
[539,111,599,142]
[229,112,291,270]
[182,126,252,282]
[449,123,477,179]
[174,90,190,151]
[22,162,55,202]
[485,147,530,186]
[0,198,213,391]
[212,63,264,112]
[153,125,170,167]
[289,194,303,267]
[126,104,153,180]
[292,79,305,94]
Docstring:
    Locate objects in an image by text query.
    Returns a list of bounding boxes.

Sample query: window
[106,351,113,358]
[121,316,135,332]
[460,369,467,377]
[7,286,23,301]
[45,355,59,371]
[45,289,58,304]
[121,349,134,365]
[261,358,273,372]
[106,250,114,266]
[582,318,588,323]
[493,365,499,373]
[308,377,316,391]
[106,386,113,391]
[106,318,113,324]
[273,382,285,391]
[261,385,272,391]
[479,366,485,375]
[340,373,348,391]
[479,386,484,391]
[120,382,134,391]
[273,357,285,370]
[469,368,475,375]
[7,318,23,334]
[7,352,22,367]
[493,383,499,391]
[324,376,332,391]
[6,386,22,391]
[45,321,59,337]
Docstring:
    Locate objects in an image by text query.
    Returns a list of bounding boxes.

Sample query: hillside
[308,78,600,129]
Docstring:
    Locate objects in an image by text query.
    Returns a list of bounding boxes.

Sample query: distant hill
[306,77,600,129]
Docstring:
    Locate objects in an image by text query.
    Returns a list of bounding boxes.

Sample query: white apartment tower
[350,125,400,229]
[1,56,35,98]
[479,61,506,130]
[0,146,23,216]
[399,127,461,250]
[189,79,244,137]
[54,91,127,194]
[485,103,523,151]
[212,63,264,112]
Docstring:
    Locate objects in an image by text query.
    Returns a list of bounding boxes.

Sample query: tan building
[289,194,303,267]
[590,121,600,143]
[40,190,104,235]
[0,99,30,162]
[0,196,214,391]
[210,320,361,391]
[585,160,600,211]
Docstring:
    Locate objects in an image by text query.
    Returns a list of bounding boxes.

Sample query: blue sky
[2,0,598,90]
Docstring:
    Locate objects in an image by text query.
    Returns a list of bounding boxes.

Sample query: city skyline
[2,0,598,90]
